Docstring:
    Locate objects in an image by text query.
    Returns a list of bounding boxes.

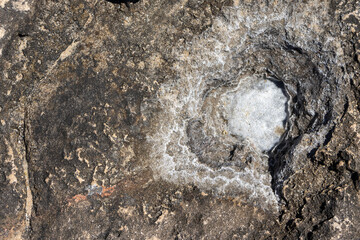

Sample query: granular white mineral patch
[226,79,287,151]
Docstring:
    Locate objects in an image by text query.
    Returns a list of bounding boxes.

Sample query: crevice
[228,145,237,161]
[106,0,140,8]
[346,167,360,191]
[308,214,335,236]
[23,109,30,163]
[340,97,349,120]
[323,109,332,125]
[22,107,33,236]
[283,41,304,54]
[350,172,359,190]
[307,147,317,158]
[307,113,319,131]
[269,135,302,200]
[323,126,336,147]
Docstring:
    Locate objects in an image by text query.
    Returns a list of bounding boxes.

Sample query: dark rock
[1,0,360,239]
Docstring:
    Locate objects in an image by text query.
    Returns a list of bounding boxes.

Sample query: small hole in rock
[18,33,28,38]
[105,0,139,4]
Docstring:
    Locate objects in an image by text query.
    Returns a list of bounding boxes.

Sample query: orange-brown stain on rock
[67,171,152,206]
[67,194,87,206]
[101,185,116,197]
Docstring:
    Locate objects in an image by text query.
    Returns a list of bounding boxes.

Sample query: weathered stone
[0,0,359,239]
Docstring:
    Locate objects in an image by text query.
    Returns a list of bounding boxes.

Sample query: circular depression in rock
[144,4,346,210]
[225,78,288,152]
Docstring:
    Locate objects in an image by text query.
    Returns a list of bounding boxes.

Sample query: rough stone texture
[0,0,359,239]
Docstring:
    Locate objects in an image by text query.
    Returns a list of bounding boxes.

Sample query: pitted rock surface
[1,0,360,239]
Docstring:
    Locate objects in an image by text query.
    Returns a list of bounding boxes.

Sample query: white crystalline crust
[145,3,335,210]
[146,6,287,210]
[227,78,287,152]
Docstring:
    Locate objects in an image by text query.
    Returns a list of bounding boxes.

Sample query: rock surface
[0,0,360,239]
